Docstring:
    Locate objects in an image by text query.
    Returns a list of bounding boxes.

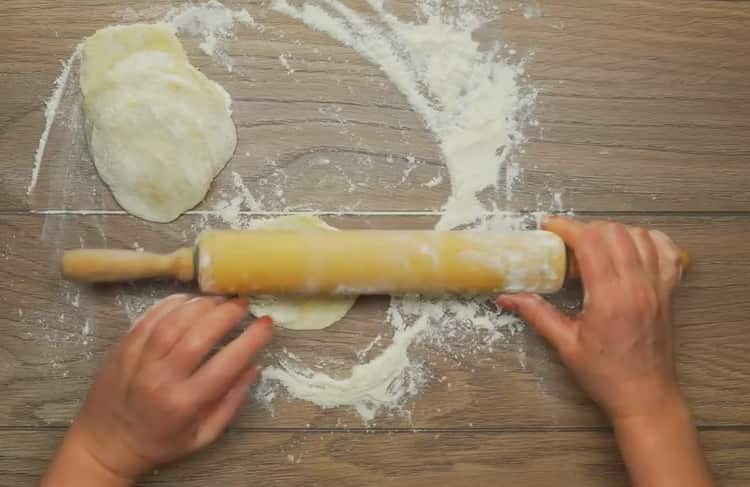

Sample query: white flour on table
[25,0,565,423]
[273,0,535,230]
[26,47,81,196]
[164,0,256,72]
[256,0,542,422]
[23,1,257,379]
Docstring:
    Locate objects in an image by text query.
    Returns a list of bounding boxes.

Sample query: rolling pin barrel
[195,230,567,295]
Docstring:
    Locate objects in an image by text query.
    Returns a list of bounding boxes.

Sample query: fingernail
[496,296,517,312]
[257,315,273,326]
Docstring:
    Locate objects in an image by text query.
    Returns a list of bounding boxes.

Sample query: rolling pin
[61,230,690,295]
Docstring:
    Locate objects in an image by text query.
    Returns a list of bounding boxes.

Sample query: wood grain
[1,214,748,429]
[1,0,749,485]
[1,0,749,212]
[1,428,749,486]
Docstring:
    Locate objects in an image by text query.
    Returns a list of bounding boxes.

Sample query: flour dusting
[26,0,560,424]
[250,0,540,421]
[258,309,430,422]
[27,47,81,196]
[165,0,255,71]
[273,0,535,230]
[212,172,262,227]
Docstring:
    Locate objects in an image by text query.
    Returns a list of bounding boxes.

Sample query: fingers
[194,364,261,448]
[186,316,273,407]
[165,298,250,375]
[628,227,659,277]
[544,216,615,284]
[543,216,587,249]
[497,293,576,355]
[650,230,683,291]
[141,296,227,365]
[124,294,191,357]
[597,223,641,273]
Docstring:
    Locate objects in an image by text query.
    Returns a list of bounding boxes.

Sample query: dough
[248,215,358,330]
[80,24,237,222]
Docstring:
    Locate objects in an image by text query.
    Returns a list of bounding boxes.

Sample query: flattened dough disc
[248,215,358,330]
[81,23,237,223]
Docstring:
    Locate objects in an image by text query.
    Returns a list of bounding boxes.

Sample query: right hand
[498,216,685,421]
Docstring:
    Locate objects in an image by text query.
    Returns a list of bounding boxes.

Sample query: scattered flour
[422,171,444,188]
[212,171,262,227]
[81,319,92,336]
[254,0,541,421]
[164,0,256,71]
[523,3,543,19]
[258,309,429,421]
[272,0,535,230]
[27,0,560,424]
[279,53,296,74]
[27,47,81,195]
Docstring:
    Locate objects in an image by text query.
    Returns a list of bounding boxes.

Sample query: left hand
[42,295,273,485]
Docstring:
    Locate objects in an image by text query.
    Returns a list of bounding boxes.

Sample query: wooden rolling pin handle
[61,248,195,283]
[566,248,691,280]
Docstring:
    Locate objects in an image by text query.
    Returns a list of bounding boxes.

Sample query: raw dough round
[248,215,358,330]
[80,24,237,223]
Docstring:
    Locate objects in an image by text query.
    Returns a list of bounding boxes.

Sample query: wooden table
[1,1,749,485]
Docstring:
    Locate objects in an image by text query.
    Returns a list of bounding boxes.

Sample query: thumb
[497,293,575,353]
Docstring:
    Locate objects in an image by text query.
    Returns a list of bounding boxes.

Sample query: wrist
[612,393,696,454]
[42,426,134,487]
[611,395,715,487]
[610,387,690,432]
[600,373,686,425]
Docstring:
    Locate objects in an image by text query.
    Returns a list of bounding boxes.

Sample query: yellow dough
[81,24,237,223]
[248,215,358,330]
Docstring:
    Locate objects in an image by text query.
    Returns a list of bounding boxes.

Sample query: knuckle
[149,326,176,352]
[630,284,659,318]
[180,332,206,358]
[150,385,193,417]
[134,370,165,398]
[163,389,194,417]
[132,368,196,416]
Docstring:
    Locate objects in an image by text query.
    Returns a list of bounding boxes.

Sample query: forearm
[613,397,715,487]
[41,427,133,487]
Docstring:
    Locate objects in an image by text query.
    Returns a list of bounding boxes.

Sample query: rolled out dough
[80,24,237,223]
[248,215,358,330]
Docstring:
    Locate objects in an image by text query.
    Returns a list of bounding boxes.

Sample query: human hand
[498,216,684,422]
[43,295,273,485]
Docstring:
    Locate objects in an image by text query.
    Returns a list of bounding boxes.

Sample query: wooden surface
[1,0,749,485]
